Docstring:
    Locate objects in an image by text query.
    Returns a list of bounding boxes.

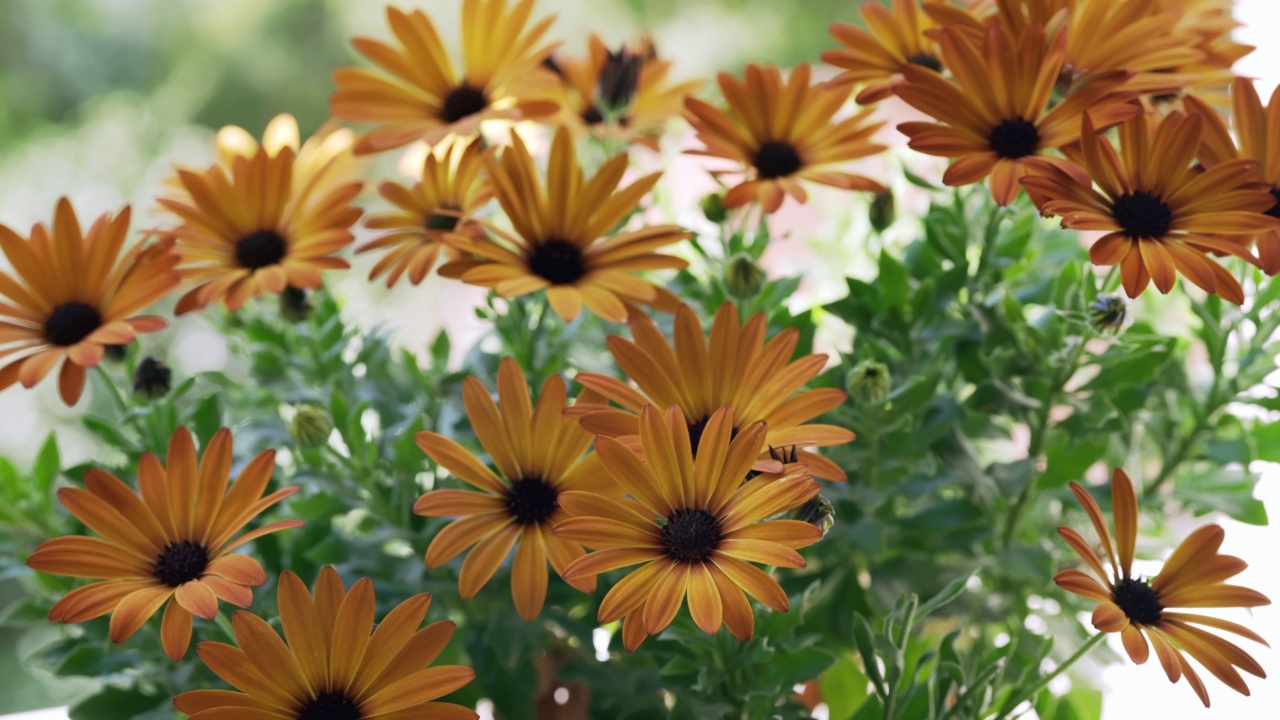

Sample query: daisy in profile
[822,0,951,104]
[547,34,701,150]
[415,358,616,620]
[174,567,477,719]
[359,137,493,287]
[1055,468,1269,707]
[1022,112,1279,303]
[572,303,853,481]
[332,0,560,154]
[157,114,364,314]
[0,198,178,405]
[684,63,885,214]
[1187,79,1280,273]
[438,127,691,322]
[892,23,1138,205]
[26,428,301,661]
[553,406,821,651]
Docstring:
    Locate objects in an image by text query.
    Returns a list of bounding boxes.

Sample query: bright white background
[2,1,1278,719]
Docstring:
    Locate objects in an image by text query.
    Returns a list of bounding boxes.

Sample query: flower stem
[999,632,1106,719]
[212,609,238,644]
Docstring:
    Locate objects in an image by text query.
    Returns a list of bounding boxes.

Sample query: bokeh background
[0,1,1276,717]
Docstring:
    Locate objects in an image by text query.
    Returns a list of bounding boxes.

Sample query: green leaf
[1039,435,1107,489]
[878,250,910,310]
[852,614,886,698]
[820,655,870,720]
[775,646,836,689]
[33,433,61,492]
[191,393,222,445]
[1175,467,1268,525]
[69,686,166,720]
[916,572,971,619]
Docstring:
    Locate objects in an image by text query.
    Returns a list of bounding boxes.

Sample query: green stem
[212,609,238,644]
[1000,633,1106,719]
[1001,334,1089,549]
[94,364,129,413]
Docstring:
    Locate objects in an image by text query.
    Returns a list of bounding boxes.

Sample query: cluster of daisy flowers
[0,0,1274,714]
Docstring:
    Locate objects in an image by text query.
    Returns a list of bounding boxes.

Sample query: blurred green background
[0,0,856,714]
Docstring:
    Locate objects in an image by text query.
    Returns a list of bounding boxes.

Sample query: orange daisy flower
[331,0,560,154]
[572,302,853,481]
[1187,79,1280,274]
[157,117,364,314]
[822,0,952,104]
[1020,112,1280,303]
[414,357,616,621]
[0,198,178,405]
[684,63,885,214]
[934,0,1203,98]
[547,34,701,150]
[553,405,821,651]
[359,137,493,287]
[437,126,691,323]
[174,567,477,720]
[892,23,1139,205]
[1055,468,1270,707]
[26,427,301,661]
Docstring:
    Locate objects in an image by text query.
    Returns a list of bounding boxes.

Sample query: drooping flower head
[893,23,1139,205]
[174,567,477,720]
[359,137,493,287]
[157,114,364,313]
[684,64,885,214]
[332,0,561,154]
[1187,79,1280,274]
[572,303,853,481]
[822,0,953,104]
[1021,112,1280,303]
[414,357,617,621]
[1055,469,1270,707]
[0,199,178,405]
[437,127,692,322]
[553,405,821,651]
[26,427,301,661]
[546,34,701,150]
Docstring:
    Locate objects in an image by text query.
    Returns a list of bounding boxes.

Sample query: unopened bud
[791,494,835,537]
[104,344,128,363]
[847,360,891,405]
[132,357,172,401]
[598,46,644,113]
[290,404,334,450]
[280,285,313,323]
[725,253,766,299]
[869,189,896,233]
[1089,294,1127,334]
[700,193,728,224]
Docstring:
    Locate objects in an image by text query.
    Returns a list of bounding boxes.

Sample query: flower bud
[700,193,728,224]
[280,285,313,323]
[724,253,766,299]
[847,360,891,405]
[290,404,334,450]
[132,357,172,401]
[103,344,128,363]
[598,46,644,113]
[869,189,895,233]
[791,494,835,538]
[1089,293,1127,334]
